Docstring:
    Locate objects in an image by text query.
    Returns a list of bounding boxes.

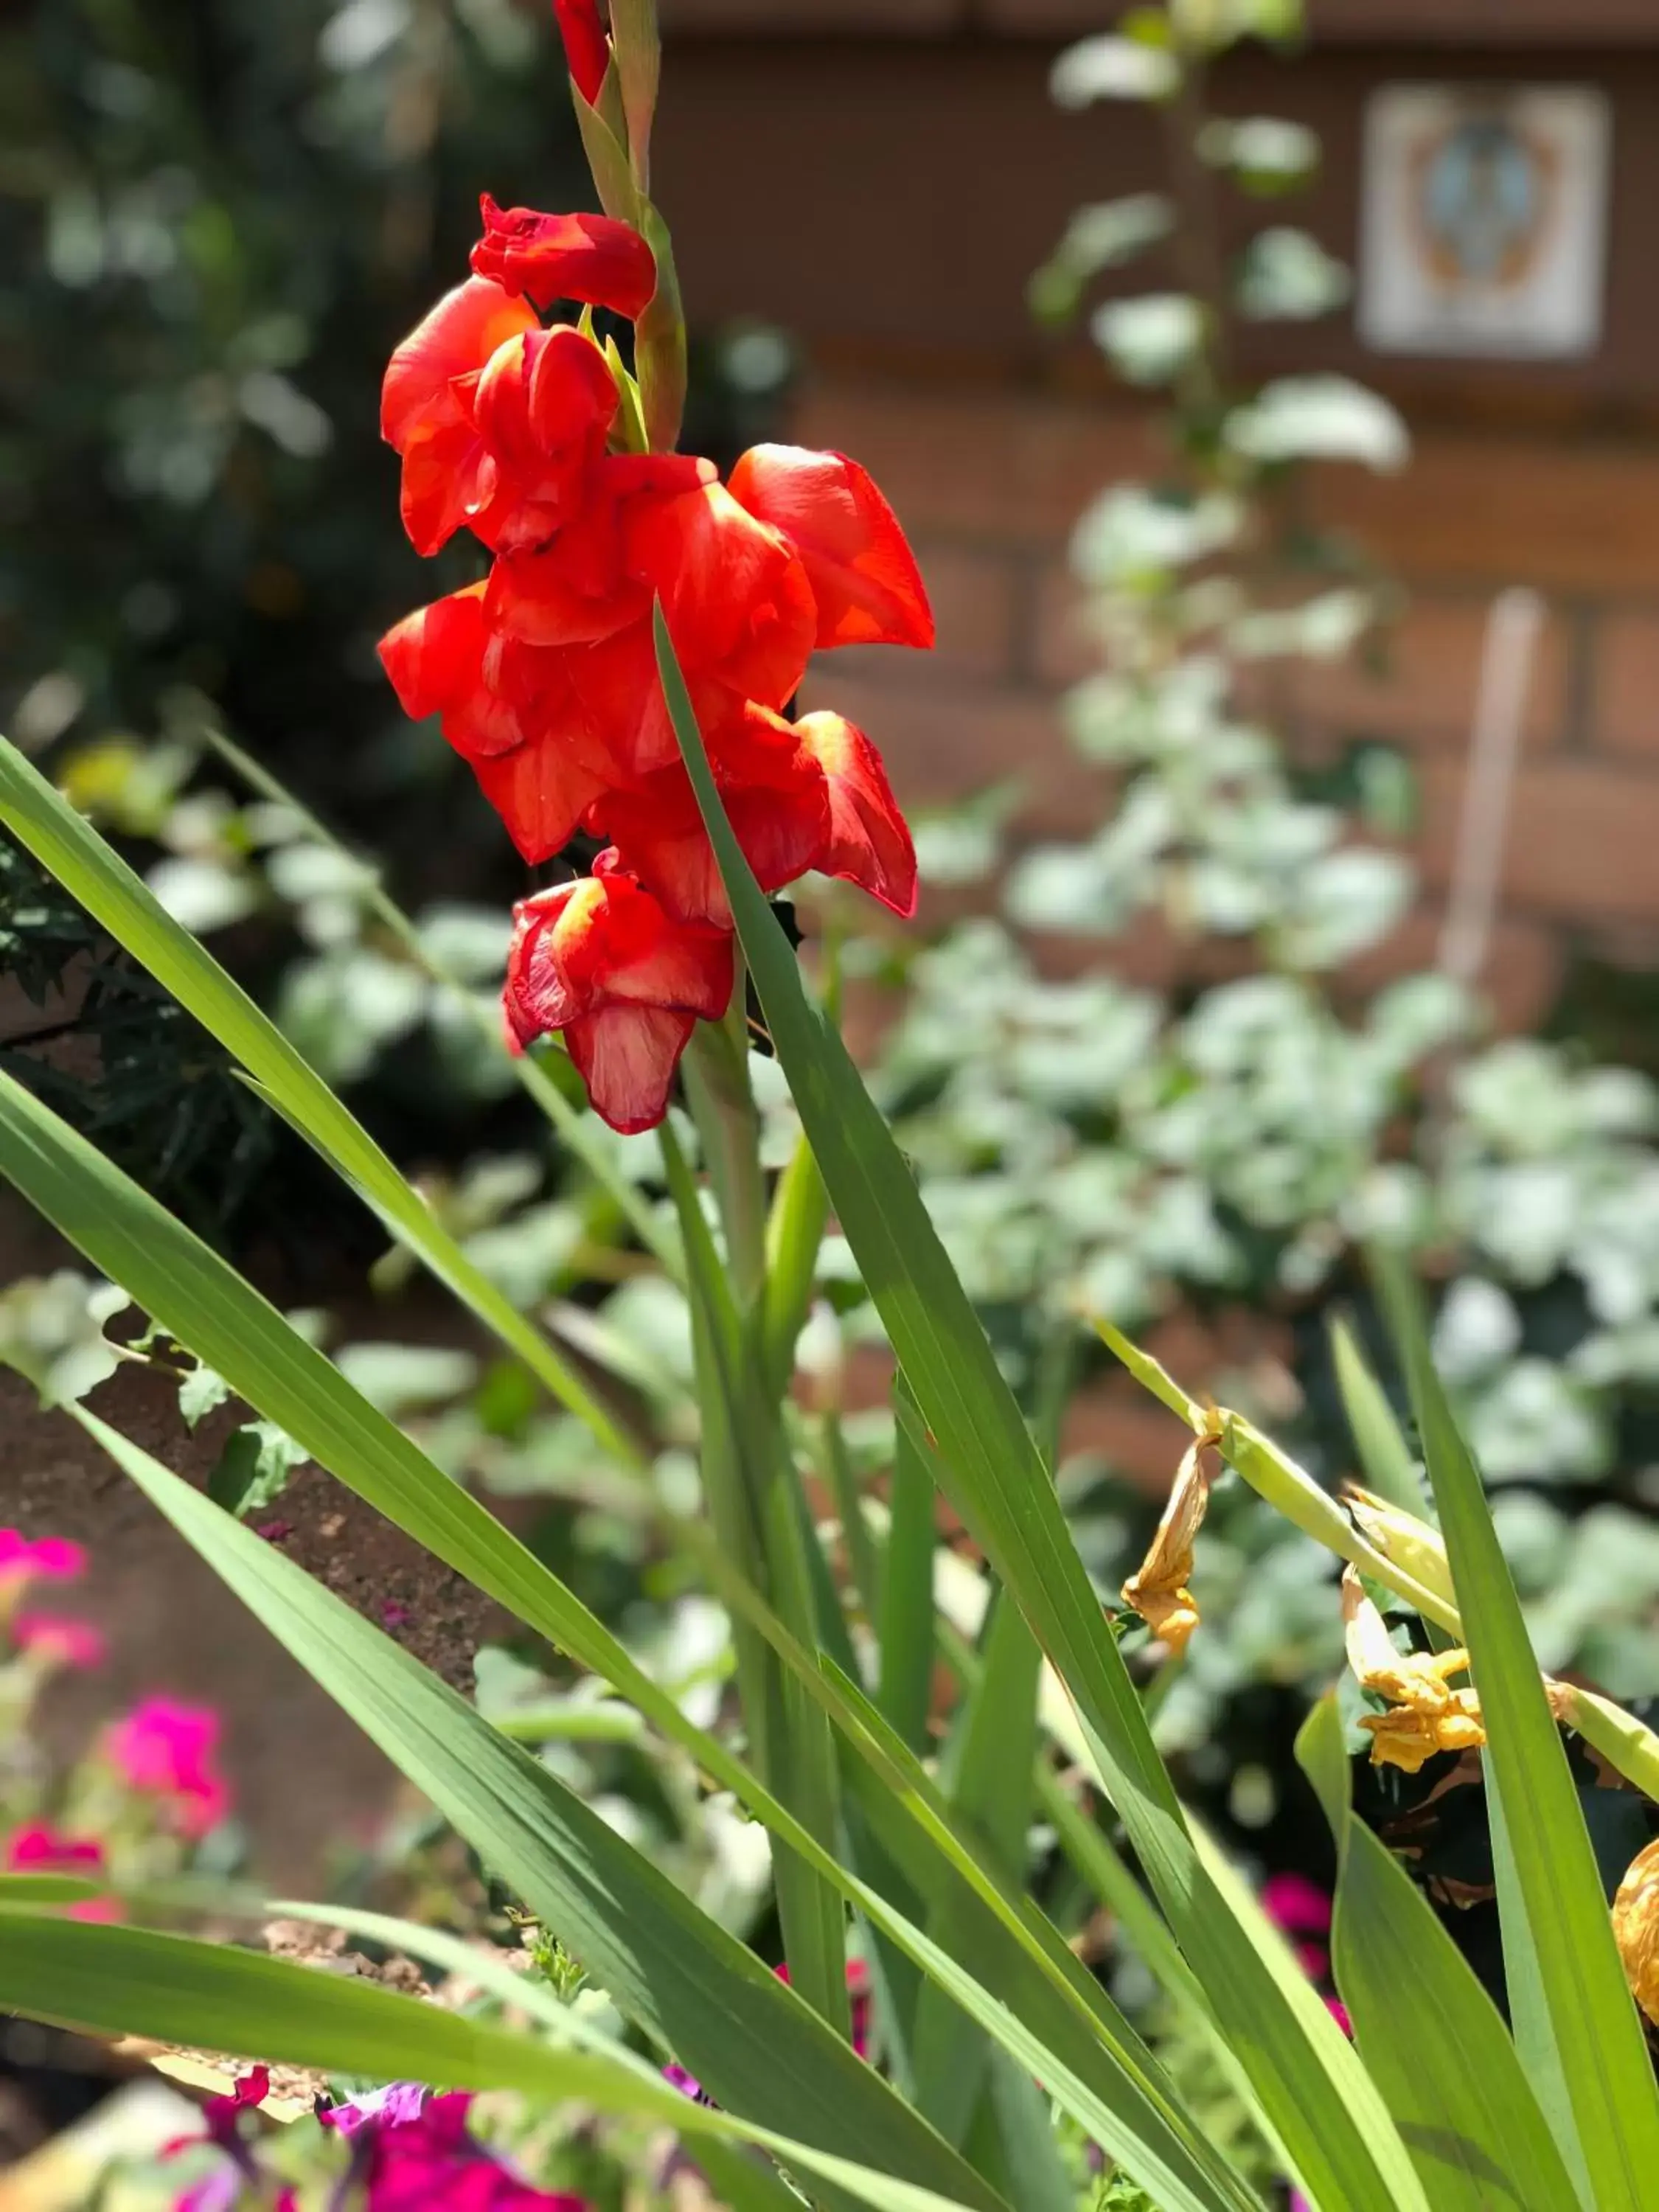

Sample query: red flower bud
[504,867,733,1133]
[728,444,934,651]
[553,0,609,107]
[471,193,656,321]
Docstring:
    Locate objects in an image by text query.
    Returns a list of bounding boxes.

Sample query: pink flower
[13,1612,105,1669]
[5,1823,119,1922]
[1261,1872,1332,1936]
[164,2068,277,2212]
[324,2085,585,2207]
[0,1530,86,1588]
[380,1599,411,1630]
[7,1822,103,1874]
[107,1697,232,1837]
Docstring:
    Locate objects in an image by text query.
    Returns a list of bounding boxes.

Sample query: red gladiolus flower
[608,700,832,926]
[633,476,818,712]
[553,0,609,105]
[602,703,914,925]
[381,279,538,555]
[379,585,615,861]
[383,291,619,557]
[471,193,656,321]
[728,444,934,651]
[484,454,714,655]
[504,869,733,1133]
[793,710,918,917]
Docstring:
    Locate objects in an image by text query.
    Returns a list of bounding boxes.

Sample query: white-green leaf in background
[1223,378,1408,473]
[1050,35,1178,107]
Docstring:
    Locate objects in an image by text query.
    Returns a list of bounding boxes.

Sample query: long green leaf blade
[0,1916,978,2212]
[658,606,1424,2212]
[1298,1694,1582,2212]
[0,734,638,1463]
[65,1402,1008,2212]
[1376,1256,1659,2206]
[0,1066,1256,2212]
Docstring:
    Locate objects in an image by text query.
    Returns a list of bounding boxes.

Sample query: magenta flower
[1261,1872,1332,1937]
[13,1611,106,1669]
[323,2084,585,2207]
[164,2068,290,2212]
[0,1530,86,1588]
[107,1697,232,1837]
[5,1822,119,1921]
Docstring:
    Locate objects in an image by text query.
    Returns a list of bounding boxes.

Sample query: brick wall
[789,370,1659,1029]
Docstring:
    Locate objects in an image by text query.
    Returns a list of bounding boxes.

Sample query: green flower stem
[684,1006,769,1311]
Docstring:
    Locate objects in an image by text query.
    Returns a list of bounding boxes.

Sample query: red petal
[796,712,917,917]
[470,327,618,536]
[565,1005,697,1135]
[728,444,934,652]
[626,479,818,709]
[471,194,656,321]
[473,737,613,864]
[504,879,590,1043]
[608,703,830,925]
[380,278,537,451]
[553,0,609,106]
[397,420,493,558]
[379,585,499,726]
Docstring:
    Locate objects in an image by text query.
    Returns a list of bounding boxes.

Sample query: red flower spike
[630,477,819,711]
[381,279,538,555]
[553,0,609,105]
[606,700,832,927]
[504,869,733,1133]
[795,710,918,917]
[728,444,935,652]
[471,193,656,321]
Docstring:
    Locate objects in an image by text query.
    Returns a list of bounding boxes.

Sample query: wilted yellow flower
[1613,1837,1659,2027]
[1122,1436,1216,1658]
[1343,1485,1455,1607]
[1342,1567,1486,1773]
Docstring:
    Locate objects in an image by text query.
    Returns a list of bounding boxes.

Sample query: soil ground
[0,1195,498,1891]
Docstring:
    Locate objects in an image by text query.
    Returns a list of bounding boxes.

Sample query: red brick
[835,543,1022,688]
[790,378,1158,546]
[1592,612,1659,759]
[662,0,960,27]
[1419,757,1659,925]
[1275,597,1568,756]
[1343,905,1562,1033]
[800,666,1092,836]
[1312,436,1659,600]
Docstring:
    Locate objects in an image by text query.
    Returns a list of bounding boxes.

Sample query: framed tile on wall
[1359,83,1611,358]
